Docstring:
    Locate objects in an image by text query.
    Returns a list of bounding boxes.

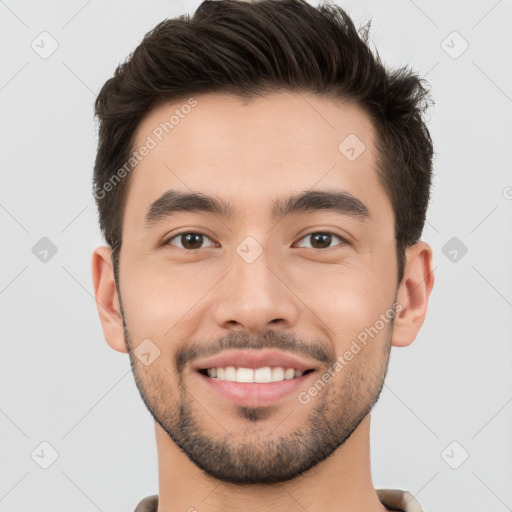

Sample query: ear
[391,241,435,348]
[91,246,128,353]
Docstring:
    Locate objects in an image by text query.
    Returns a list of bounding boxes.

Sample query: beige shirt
[133,489,424,512]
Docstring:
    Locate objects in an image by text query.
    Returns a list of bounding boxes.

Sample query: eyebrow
[144,188,370,228]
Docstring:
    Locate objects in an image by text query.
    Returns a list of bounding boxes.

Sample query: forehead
[124,91,392,233]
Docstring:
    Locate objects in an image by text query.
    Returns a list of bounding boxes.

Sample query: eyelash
[163,230,348,250]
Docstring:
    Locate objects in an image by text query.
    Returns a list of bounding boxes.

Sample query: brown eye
[295,232,347,249]
[165,232,214,250]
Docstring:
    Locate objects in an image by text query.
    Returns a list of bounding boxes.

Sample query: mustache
[175,330,334,374]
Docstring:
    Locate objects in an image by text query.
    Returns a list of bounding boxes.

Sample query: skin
[92,91,434,512]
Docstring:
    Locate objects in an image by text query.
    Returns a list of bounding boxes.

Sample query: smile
[199,366,315,383]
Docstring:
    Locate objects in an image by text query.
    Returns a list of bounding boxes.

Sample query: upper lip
[192,349,319,372]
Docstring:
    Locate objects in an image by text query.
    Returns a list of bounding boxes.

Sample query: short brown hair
[93,0,434,284]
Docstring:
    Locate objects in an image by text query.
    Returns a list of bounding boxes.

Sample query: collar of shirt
[133,488,424,512]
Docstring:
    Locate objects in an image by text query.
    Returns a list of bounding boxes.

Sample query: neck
[154,414,388,512]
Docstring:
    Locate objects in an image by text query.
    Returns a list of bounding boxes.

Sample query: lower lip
[196,371,316,407]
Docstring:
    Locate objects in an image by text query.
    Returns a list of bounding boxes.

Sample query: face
[115,92,400,484]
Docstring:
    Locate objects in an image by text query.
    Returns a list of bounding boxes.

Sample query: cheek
[120,258,219,336]
[300,260,395,343]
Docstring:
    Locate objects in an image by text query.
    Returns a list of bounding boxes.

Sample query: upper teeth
[207,366,304,383]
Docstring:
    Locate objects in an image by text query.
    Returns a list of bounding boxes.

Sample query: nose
[213,245,300,334]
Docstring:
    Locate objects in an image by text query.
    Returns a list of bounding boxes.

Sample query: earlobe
[391,241,435,348]
[91,246,128,353]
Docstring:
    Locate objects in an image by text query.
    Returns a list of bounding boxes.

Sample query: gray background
[1,0,511,510]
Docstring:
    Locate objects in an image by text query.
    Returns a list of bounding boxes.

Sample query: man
[91,1,434,510]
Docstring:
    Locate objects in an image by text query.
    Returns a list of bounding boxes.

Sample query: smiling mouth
[198,366,315,383]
